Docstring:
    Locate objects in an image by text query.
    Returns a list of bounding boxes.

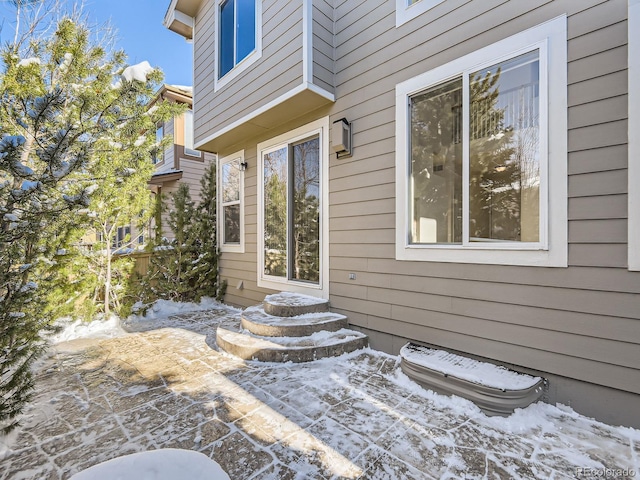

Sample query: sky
[0,0,193,86]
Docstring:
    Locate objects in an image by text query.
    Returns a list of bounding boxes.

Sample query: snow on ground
[48,315,125,344]
[400,343,541,390]
[69,449,229,480]
[2,301,639,479]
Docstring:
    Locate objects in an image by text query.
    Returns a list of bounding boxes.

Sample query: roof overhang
[164,0,202,40]
[149,170,183,185]
[196,83,335,153]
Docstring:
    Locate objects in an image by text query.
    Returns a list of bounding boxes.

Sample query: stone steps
[216,292,368,363]
[241,305,348,337]
[400,343,545,416]
[216,326,368,363]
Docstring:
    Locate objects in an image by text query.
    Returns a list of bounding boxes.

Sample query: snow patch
[69,449,230,480]
[400,343,541,390]
[121,61,154,83]
[47,315,125,344]
[17,57,40,67]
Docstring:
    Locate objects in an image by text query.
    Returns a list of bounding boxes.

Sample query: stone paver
[1,305,639,479]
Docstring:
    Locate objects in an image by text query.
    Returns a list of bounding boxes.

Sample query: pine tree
[147,183,199,301]
[0,16,176,432]
[146,163,226,304]
[190,162,226,301]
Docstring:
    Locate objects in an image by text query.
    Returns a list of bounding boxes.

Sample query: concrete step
[400,343,545,416]
[263,292,329,318]
[241,305,348,337]
[216,326,368,363]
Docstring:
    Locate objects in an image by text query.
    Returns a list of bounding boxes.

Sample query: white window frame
[396,0,445,28]
[183,110,201,158]
[629,0,640,270]
[219,151,245,253]
[214,0,262,92]
[395,16,567,267]
[257,117,330,298]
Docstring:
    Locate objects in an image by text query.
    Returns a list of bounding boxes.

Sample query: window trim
[395,15,567,267]
[629,0,640,270]
[396,0,445,28]
[218,151,245,253]
[257,117,330,298]
[214,0,262,92]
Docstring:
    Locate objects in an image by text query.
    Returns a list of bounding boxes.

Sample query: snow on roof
[170,84,193,93]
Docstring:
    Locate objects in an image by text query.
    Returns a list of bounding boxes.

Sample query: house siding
[193,0,305,146]
[198,0,639,427]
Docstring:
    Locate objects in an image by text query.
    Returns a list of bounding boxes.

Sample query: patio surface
[1,305,639,479]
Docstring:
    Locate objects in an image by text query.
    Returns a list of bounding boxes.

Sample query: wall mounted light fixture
[240,161,248,171]
[331,118,352,159]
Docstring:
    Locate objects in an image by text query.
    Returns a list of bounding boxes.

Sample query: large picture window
[410,51,540,245]
[396,16,567,266]
[219,152,244,253]
[217,0,260,85]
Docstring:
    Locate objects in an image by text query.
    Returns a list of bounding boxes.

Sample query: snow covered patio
[2,302,639,479]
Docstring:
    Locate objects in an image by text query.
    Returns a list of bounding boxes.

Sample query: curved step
[216,327,368,363]
[241,305,348,337]
[263,292,329,317]
[400,344,544,416]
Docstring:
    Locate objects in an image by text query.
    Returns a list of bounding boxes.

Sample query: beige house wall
[186,0,639,427]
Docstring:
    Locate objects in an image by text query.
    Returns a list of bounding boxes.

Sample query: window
[219,151,244,253]
[258,118,329,296]
[396,0,445,27]
[183,110,201,158]
[630,0,640,271]
[153,122,164,164]
[395,16,567,267]
[215,0,261,89]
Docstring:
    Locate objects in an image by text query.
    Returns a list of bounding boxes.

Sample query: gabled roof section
[164,0,202,40]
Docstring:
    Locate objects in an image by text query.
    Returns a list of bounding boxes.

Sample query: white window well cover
[395,16,567,267]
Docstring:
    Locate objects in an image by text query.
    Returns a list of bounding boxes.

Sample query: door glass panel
[410,78,463,244]
[263,147,287,278]
[224,204,240,243]
[291,137,320,283]
[469,50,540,242]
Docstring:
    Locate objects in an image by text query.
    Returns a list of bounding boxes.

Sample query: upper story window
[183,110,201,158]
[396,0,445,27]
[215,0,261,90]
[395,16,568,267]
[153,122,164,165]
[219,151,244,253]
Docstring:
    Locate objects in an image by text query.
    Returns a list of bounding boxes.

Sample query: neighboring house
[164,0,640,428]
[148,84,216,240]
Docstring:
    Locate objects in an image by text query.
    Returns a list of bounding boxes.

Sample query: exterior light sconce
[240,161,248,171]
[331,118,352,159]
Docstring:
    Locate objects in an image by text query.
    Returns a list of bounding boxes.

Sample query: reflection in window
[221,158,242,245]
[409,50,540,245]
[263,137,320,284]
[410,78,462,244]
[219,0,256,78]
[469,51,540,242]
[292,138,320,283]
[263,147,287,278]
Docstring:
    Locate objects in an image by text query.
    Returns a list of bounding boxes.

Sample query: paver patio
[1,305,638,479]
